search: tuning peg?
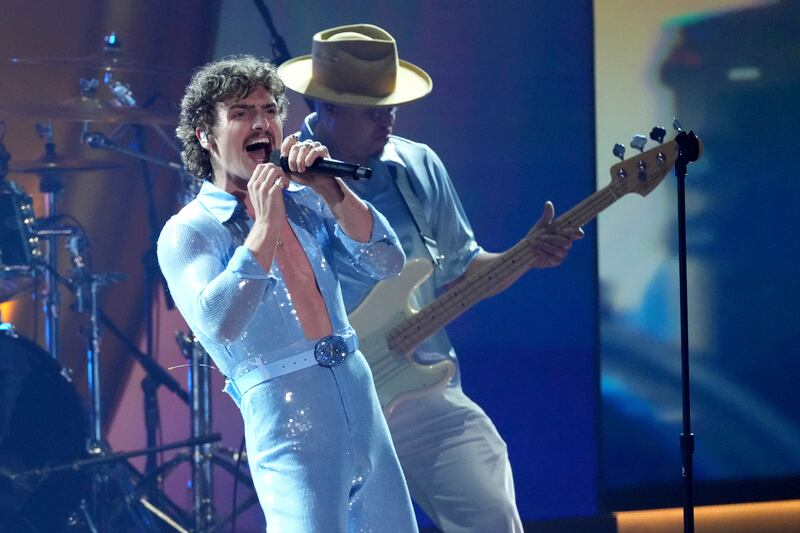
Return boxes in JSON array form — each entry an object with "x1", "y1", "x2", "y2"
[
  {"x1": 613, "y1": 143, "x2": 626, "y2": 161},
  {"x1": 630, "y1": 135, "x2": 647, "y2": 152},
  {"x1": 673, "y1": 117, "x2": 684, "y2": 132},
  {"x1": 649, "y1": 126, "x2": 667, "y2": 144}
]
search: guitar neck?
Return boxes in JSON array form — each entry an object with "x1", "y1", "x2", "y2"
[{"x1": 388, "y1": 184, "x2": 620, "y2": 354}]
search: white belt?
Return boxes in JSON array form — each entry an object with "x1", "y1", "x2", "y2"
[{"x1": 225, "y1": 332, "x2": 358, "y2": 399}]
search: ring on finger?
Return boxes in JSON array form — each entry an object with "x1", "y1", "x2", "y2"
[{"x1": 275, "y1": 178, "x2": 286, "y2": 189}]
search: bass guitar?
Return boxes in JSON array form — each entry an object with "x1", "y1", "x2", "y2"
[{"x1": 349, "y1": 127, "x2": 702, "y2": 416}]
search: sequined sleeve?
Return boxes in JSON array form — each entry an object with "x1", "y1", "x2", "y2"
[
  {"x1": 157, "y1": 218, "x2": 276, "y2": 344},
  {"x1": 327, "y1": 201, "x2": 405, "y2": 280}
]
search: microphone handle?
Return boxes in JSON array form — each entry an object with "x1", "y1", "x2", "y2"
[{"x1": 270, "y1": 150, "x2": 372, "y2": 180}]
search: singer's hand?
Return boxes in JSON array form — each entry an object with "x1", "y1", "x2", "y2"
[
  {"x1": 247, "y1": 162, "x2": 287, "y2": 225},
  {"x1": 281, "y1": 135, "x2": 345, "y2": 205},
  {"x1": 525, "y1": 201, "x2": 584, "y2": 269}
]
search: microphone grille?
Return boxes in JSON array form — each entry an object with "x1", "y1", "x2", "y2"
[{"x1": 268, "y1": 149, "x2": 282, "y2": 166}]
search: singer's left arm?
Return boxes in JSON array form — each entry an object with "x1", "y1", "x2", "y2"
[{"x1": 313, "y1": 179, "x2": 372, "y2": 242}]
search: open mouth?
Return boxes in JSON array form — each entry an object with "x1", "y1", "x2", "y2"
[{"x1": 244, "y1": 137, "x2": 272, "y2": 163}]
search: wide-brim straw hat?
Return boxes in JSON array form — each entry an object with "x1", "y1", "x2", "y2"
[{"x1": 277, "y1": 24, "x2": 432, "y2": 107}]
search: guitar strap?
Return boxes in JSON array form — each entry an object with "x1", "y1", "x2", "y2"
[{"x1": 388, "y1": 164, "x2": 443, "y2": 269}]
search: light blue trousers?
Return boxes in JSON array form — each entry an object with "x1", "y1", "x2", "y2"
[{"x1": 226, "y1": 351, "x2": 418, "y2": 533}]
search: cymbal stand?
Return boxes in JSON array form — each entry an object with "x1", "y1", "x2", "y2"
[
  {"x1": 184, "y1": 331, "x2": 216, "y2": 530},
  {"x1": 65, "y1": 225, "x2": 129, "y2": 528},
  {"x1": 34, "y1": 121, "x2": 63, "y2": 360}
]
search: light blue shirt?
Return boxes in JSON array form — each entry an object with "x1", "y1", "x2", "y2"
[
  {"x1": 157, "y1": 180, "x2": 405, "y2": 378},
  {"x1": 300, "y1": 113, "x2": 482, "y2": 373}
]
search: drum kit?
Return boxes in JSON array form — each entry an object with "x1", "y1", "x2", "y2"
[{"x1": 1, "y1": 34, "x2": 254, "y2": 532}]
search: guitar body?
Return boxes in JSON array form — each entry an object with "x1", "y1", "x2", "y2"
[{"x1": 349, "y1": 259, "x2": 456, "y2": 417}]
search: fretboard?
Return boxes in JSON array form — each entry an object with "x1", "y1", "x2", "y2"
[{"x1": 387, "y1": 184, "x2": 621, "y2": 354}]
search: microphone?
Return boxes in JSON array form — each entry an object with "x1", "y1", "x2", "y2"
[{"x1": 269, "y1": 150, "x2": 372, "y2": 180}]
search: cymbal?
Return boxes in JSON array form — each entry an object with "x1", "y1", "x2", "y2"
[
  {"x1": 10, "y1": 50, "x2": 186, "y2": 76},
  {"x1": 0, "y1": 96, "x2": 176, "y2": 125},
  {"x1": 8, "y1": 153, "x2": 123, "y2": 174}
]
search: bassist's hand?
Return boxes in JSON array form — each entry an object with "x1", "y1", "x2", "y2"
[{"x1": 526, "y1": 201, "x2": 584, "y2": 269}]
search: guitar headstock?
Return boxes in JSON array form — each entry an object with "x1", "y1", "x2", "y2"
[{"x1": 609, "y1": 125, "x2": 703, "y2": 197}]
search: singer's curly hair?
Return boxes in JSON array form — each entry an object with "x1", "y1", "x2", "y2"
[{"x1": 176, "y1": 55, "x2": 289, "y2": 180}]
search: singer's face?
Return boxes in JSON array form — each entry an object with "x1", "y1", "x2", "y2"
[
  {"x1": 208, "y1": 86, "x2": 283, "y2": 192},
  {"x1": 329, "y1": 105, "x2": 396, "y2": 162}
]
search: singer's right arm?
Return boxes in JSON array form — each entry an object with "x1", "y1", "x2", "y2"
[
  {"x1": 242, "y1": 162, "x2": 286, "y2": 271},
  {"x1": 157, "y1": 216, "x2": 277, "y2": 345}
]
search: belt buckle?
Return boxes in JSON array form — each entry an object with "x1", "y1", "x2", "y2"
[{"x1": 314, "y1": 335, "x2": 349, "y2": 368}]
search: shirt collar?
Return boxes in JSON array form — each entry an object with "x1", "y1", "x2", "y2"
[
  {"x1": 378, "y1": 140, "x2": 405, "y2": 167},
  {"x1": 196, "y1": 180, "x2": 240, "y2": 223}
]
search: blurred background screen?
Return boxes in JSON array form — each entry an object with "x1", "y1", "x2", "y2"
[{"x1": 595, "y1": 0, "x2": 800, "y2": 510}]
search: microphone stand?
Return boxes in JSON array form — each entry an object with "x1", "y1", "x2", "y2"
[
  {"x1": 672, "y1": 124, "x2": 702, "y2": 533},
  {"x1": 95, "y1": 308, "x2": 189, "y2": 403},
  {"x1": 250, "y1": 0, "x2": 292, "y2": 66},
  {"x1": 250, "y1": 0, "x2": 318, "y2": 112}
]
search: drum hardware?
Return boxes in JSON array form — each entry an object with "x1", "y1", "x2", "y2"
[
  {"x1": 0, "y1": 94, "x2": 178, "y2": 126},
  {"x1": 1, "y1": 118, "x2": 203, "y2": 531},
  {"x1": 8, "y1": 153, "x2": 124, "y2": 174},
  {"x1": 82, "y1": 129, "x2": 183, "y2": 171},
  {"x1": 65, "y1": 233, "x2": 117, "y2": 450},
  {"x1": 32, "y1": 122, "x2": 66, "y2": 361},
  {"x1": 48, "y1": 221, "x2": 128, "y2": 530},
  {"x1": 42, "y1": 225, "x2": 198, "y2": 532},
  {"x1": 0, "y1": 332, "x2": 89, "y2": 532},
  {"x1": 2, "y1": 35, "x2": 232, "y2": 528},
  {"x1": 1, "y1": 176, "x2": 41, "y2": 278},
  {"x1": 77, "y1": 83, "x2": 211, "y2": 527},
  {"x1": 1, "y1": 72, "x2": 176, "y2": 131},
  {"x1": 5, "y1": 433, "x2": 221, "y2": 533},
  {"x1": 130, "y1": 331, "x2": 259, "y2": 533},
  {"x1": 10, "y1": 31, "x2": 188, "y2": 77},
  {"x1": 4, "y1": 33, "x2": 181, "y2": 128},
  {"x1": 1, "y1": 122, "x2": 41, "y2": 301},
  {"x1": 83, "y1": 128, "x2": 200, "y2": 206},
  {"x1": 187, "y1": 335, "x2": 216, "y2": 531}
]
